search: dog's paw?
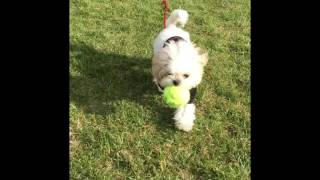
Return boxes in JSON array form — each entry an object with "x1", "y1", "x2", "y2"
[{"x1": 175, "y1": 118, "x2": 194, "y2": 132}]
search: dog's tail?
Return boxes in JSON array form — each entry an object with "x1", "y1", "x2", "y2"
[{"x1": 166, "y1": 9, "x2": 189, "y2": 28}]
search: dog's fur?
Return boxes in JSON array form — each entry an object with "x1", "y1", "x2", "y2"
[{"x1": 152, "y1": 9, "x2": 208, "y2": 132}]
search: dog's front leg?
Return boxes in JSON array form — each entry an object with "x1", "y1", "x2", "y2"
[
  {"x1": 173, "y1": 103, "x2": 196, "y2": 132},
  {"x1": 153, "y1": 79, "x2": 164, "y2": 92}
]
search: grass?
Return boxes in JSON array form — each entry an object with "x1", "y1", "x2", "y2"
[{"x1": 70, "y1": 0, "x2": 250, "y2": 179}]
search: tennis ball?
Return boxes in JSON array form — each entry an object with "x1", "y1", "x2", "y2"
[{"x1": 163, "y1": 86, "x2": 190, "y2": 108}]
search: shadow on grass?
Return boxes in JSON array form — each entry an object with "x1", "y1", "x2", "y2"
[{"x1": 70, "y1": 42, "x2": 175, "y2": 130}]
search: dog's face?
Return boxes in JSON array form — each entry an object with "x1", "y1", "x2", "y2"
[{"x1": 152, "y1": 41, "x2": 208, "y2": 90}]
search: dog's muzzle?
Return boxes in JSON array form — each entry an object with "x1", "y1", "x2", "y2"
[{"x1": 158, "y1": 82, "x2": 197, "y2": 104}]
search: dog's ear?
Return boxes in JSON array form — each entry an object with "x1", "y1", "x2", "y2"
[
  {"x1": 193, "y1": 44, "x2": 208, "y2": 66},
  {"x1": 152, "y1": 52, "x2": 171, "y2": 82},
  {"x1": 199, "y1": 52, "x2": 208, "y2": 66}
]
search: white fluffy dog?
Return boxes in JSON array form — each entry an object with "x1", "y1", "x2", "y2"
[{"x1": 152, "y1": 9, "x2": 208, "y2": 132}]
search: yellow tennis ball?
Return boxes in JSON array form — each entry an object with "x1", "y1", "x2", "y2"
[{"x1": 163, "y1": 86, "x2": 190, "y2": 108}]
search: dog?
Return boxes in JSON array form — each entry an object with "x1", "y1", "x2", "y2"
[{"x1": 152, "y1": 9, "x2": 208, "y2": 132}]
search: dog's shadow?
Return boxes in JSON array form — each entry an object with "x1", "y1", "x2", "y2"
[{"x1": 70, "y1": 42, "x2": 175, "y2": 130}]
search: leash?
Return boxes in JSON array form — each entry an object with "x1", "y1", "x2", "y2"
[{"x1": 162, "y1": 0, "x2": 169, "y2": 28}]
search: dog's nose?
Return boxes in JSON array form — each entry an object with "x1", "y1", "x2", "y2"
[{"x1": 173, "y1": 80, "x2": 181, "y2": 86}]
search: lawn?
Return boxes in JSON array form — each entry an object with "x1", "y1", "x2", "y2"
[{"x1": 70, "y1": 0, "x2": 250, "y2": 179}]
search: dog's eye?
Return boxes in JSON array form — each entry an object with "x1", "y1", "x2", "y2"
[
  {"x1": 167, "y1": 73, "x2": 173, "y2": 76},
  {"x1": 183, "y1": 74, "x2": 189, "y2": 78}
]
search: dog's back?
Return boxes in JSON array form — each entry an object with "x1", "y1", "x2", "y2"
[{"x1": 153, "y1": 9, "x2": 191, "y2": 54}]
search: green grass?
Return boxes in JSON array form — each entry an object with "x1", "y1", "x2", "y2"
[{"x1": 70, "y1": 0, "x2": 250, "y2": 179}]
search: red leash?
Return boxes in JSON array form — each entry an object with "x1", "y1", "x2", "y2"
[{"x1": 162, "y1": 0, "x2": 169, "y2": 28}]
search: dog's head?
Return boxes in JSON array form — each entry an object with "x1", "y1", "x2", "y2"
[{"x1": 152, "y1": 41, "x2": 208, "y2": 90}]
